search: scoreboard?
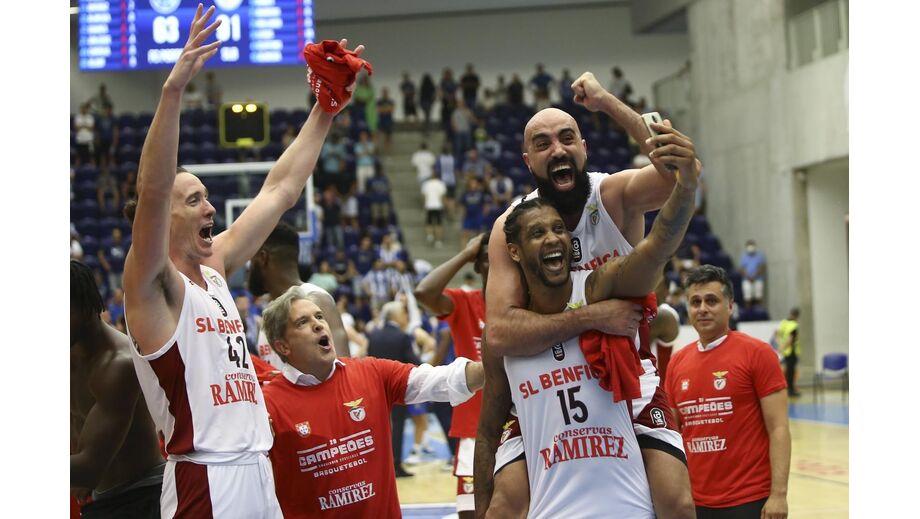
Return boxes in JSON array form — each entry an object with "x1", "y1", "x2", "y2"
[{"x1": 78, "y1": 0, "x2": 315, "y2": 71}]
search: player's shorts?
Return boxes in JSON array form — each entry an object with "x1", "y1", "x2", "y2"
[
  {"x1": 454, "y1": 437, "x2": 476, "y2": 512},
  {"x1": 81, "y1": 462, "x2": 164, "y2": 519},
  {"x1": 426, "y1": 209, "x2": 443, "y2": 226},
  {"x1": 407, "y1": 402, "x2": 429, "y2": 417},
  {"x1": 493, "y1": 412, "x2": 525, "y2": 476},
  {"x1": 161, "y1": 454, "x2": 282, "y2": 518},
  {"x1": 630, "y1": 358, "x2": 686, "y2": 465}
]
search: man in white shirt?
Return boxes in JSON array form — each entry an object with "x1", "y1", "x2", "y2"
[
  {"x1": 411, "y1": 141, "x2": 436, "y2": 185},
  {"x1": 421, "y1": 172, "x2": 448, "y2": 247}
]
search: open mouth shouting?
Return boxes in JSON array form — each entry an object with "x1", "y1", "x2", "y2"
[
  {"x1": 548, "y1": 158, "x2": 577, "y2": 191},
  {"x1": 541, "y1": 248, "x2": 567, "y2": 275},
  {"x1": 199, "y1": 222, "x2": 214, "y2": 245},
  {"x1": 317, "y1": 334, "x2": 333, "y2": 352}
]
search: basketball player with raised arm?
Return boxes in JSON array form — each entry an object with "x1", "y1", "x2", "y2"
[
  {"x1": 122, "y1": 5, "x2": 365, "y2": 516},
  {"x1": 496, "y1": 140, "x2": 698, "y2": 517},
  {"x1": 476, "y1": 72, "x2": 696, "y2": 518}
]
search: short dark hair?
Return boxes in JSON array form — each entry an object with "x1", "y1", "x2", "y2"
[
  {"x1": 684, "y1": 264, "x2": 734, "y2": 301},
  {"x1": 262, "y1": 221, "x2": 300, "y2": 263},
  {"x1": 71, "y1": 260, "x2": 104, "y2": 318},
  {"x1": 504, "y1": 198, "x2": 553, "y2": 246}
]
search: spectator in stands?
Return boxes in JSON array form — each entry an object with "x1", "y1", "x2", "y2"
[
  {"x1": 421, "y1": 171, "x2": 447, "y2": 247},
  {"x1": 183, "y1": 82, "x2": 205, "y2": 110},
  {"x1": 507, "y1": 74, "x2": 525, "y2": 106},
  {"x1": 451, "y1": 98, "x2": 475, "y2": 158},
  {"x1": 355, "y1": 130, "x2": 376, "y2": 194},
  {"x1": 440, "y1": 68, "x2": 458, "y2": 137},
  {"x1": 337, "y1": 294, "x2": 370, "y2": 357},
  {"x1": 331, "y1": 248, "x2": 358, "y2": 287},
  {"x1": 319, "y1": 186, "x2": 344, "y2": 249},
  {"x1": 377, "y1": 87, "x2": 395, "y2": 153},
  {"x1": 493, "y1": 75, "x2": 508, "y2": 105},
  {"x1": 475, "y1": 127, "x2": 502, "y2": 163},
  {"x1": 307, "y1": 260, "x2": 340, "y2": 295},
  {"x1": 355, "y1": 236, "x2": 378, "y2": 275},
  {"x1": 107, "y1": 287, "x2": 125, "y2": 326},
  {"x1": 400, "y1": 72, "x2": 418, "y2": 122},
  {"x1": 436, "y1": 144, "x2": 458, "y2": 218},
  {"x1": 460, "y1": 64, "x2": 481, "y2": 109},
  {"x1": 120, "y1": 168, "x2": 138, "y2": 204},
  {"x1": 667, "y1": 287, "x2": 690, "y2": 325},
  {"x1": 740, "y1": 239, "x2": 767, "y2": 308},
  {"x1": 379, "y1": 233, "x2": 404, "y2": 269},
  {"x1": 459, "y1": 176, "x2": 490, "y2": 249},
  {"x1": 488, "y1": 169, "x2": 513, "y2": 209},
  {"x1": 98, "y1": 227, "x2": 128, "y2": 290},
  {"x1": 74, "y1": 103, "x2": 95, "y2": 166},
  {"x1": 351, "y1": 74, "x2": 377, "y2": 132},
  {"x1": 461, "y1": 147, "x2": 492, "y2": 184},
  {"x1": 411, "y1": 141, "x2": 436, "y2": 185},
  {"x1": 392, "y1": 260, "x2": 416, "y2": 294},
  {"x1": 341, "y1": 192, "x2": 359, "y2": 228},
  {"x1": 89, "y1": 83, "x2": 113, "y2": 114},
  {"x1": 420, "y1": 73, "x2": 437, "y2": 134},
  {"x1": 367, "y1": 168, "x2": 392, "y2": 227},
  {"x1": 96, "y1": 169, "x2": 120, "y2": 216},
  {"x1": 608, "y1": 67, "x2": 633, "y2": 105},
  {"x1": 320, "y1": 131, "x2": 348, "y2": 190},
  {"x1": 363, "y1": 258, "x2": 394, "y2": 309},
  {"x1": 205, "y1": 71, "x2": 222, "y2": 108},
  {"x1": 94, "y1": 105, "x2": 118, "y2": 175},
  {"x1": 558, "y1": 69, "x2": 575, "y2": 107},
  {"x1": 529, "y1": 63, "x2": 554, "y2": 110}
]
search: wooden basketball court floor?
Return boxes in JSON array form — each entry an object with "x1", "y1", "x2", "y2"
[{"x1": 397, "y1": 391, "x2": 849, "y2": 518}]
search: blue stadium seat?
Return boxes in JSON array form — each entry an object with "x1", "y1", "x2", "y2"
[
  {"x1": 178, "y1": 142, "x2": 201, "y2": 165},
  {"x1": 136, "y1": 112, "x2": 154, "y2": 127},
  {"x1": 197, "y1": 125, "x2": 218, "y2": 146},
  {"x1": 80, "y1": 235, "x2": 100, "y2": 258},
  {"x1": 116, "y1": 145, "x2": 141, "y2": 164},
  {"x1": 698, "y1": 233, "x2": 722, "y2": 254},
  {"x1": 290, "y1": 108, "x2": 308, "y2": 127},
  {"x1": 688, "y1": 215, "x2": 710, "y2": 236},
  {"x1": 180, "y1": 125, "x2": 200, "y2": 146},
  {"x1": 117, "y1": 113, "x2": 138, "y2": 131},
  {"x1": 76, "y1": 217, "x2": 100, "y2": 238},
  {"x1": 75, "y1": 164, "x2": 98, "y2": 183},
  {"x1": 270, "y1": 108, "x2": 291, "y2": 126}
]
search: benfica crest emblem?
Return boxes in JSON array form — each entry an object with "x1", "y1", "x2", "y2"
[
  {"x1": 586, "y1": 203, "x2": 599, "y2": 225},
  {"x1": 713, "y1": 371, "x2": 729, "y2": 390},
  {"x1": 500, "y1": 420, "x2": 516, "y2": 444},
  {"x1": 295, "y1": 421, "x2": 311, "y2": 437},
  {"x1": 344, "y1": 398, "x2": 367, "y2": 422},
  {"x1": 462, "y1": 477, "x2": 474, "y2": 494}
]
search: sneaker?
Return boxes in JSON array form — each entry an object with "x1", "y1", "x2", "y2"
[
  {"x1": 441, "y1": 458, "x2": 455, "y2": 472},
  {"x1": 395, "y1": 465, "x2": 415, "y2": 478},
  {"x1": 421, "y1": 445, "x2": 435, "y2": 455},
  {"x1": 404, "y1": 450, "x2": 422, "y2": 465},
  {"x1": 435, "y1": 240, "x2": 443, "y2": 248}
]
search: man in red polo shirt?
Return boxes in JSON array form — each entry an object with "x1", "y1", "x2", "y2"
[
  {"x1": 260, "y1": 287, "x2": 485, "y2": 518},
  {"x1": 665, "y1": 265, "x2": 790, "y2": 519},
  {"x1": 414, "y1": 233, "x2": 489, "y2": 518}
]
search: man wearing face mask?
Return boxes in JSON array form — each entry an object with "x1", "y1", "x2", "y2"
[{"x1": 739, "y1": 240, "x2": 767, "y2": 308}]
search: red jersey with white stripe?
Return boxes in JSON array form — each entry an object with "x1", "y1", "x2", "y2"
[
  {"x1": 439, "y1": 288, "x2": 484, "y2": 438},
  {"x1": 665, "y1": 331, "x2": 787, "y2": 507},
  {"x1": 129, "y1": 266, "x2": 273, "y2": 461},
  {"x1": 263, "y1": 358, "x2": 412, "y2": 518},
  {"x1": 504, "y1": 272, "x2": 654, "y2": 519}
]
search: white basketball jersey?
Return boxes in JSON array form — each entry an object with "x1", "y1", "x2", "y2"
[
  {"x1": 256, "y1": 282, "x2": 331, "y2": 368},
  {"x1": 522, "y1": 172, "x2": 634, "y2": 271},
  {"x1": 129, "y1": 266, "x2": 273, "y2": 463},
  {"x1": 504, "y1": 272, "x2": 654, "y2": 518}
]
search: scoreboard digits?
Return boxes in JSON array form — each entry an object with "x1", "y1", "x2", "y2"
[{"x1": 78, "y1": 0, "x2": 316, "y2": 71}]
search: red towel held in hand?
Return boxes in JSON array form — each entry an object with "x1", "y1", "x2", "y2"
[
  {"x1": 579, "y1": 293, "x2": 658, "y2": 403},
  {"x1": 303, "y1": 40, "x2": 373, "y2": 113}
]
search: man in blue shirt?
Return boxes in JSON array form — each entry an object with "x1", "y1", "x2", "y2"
[{"x1": 739, "y1": 239, "x2": 767, "y2": 307}]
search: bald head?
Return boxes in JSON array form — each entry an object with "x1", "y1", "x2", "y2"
[{"x1": 523, "y1": 108, "x2": 581, "y2": 151}]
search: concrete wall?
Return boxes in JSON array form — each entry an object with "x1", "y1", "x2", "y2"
[
  {"x1": 71, "y1": 4, "x2": 689, "y2": 114},
  {"x1": 686, "y1": 0, "x2": 848, "y2": 372}
]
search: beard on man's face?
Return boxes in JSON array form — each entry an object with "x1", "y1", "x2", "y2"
[{"x1": 533, "y1": 157, "x2": 591, "y2": 216}]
